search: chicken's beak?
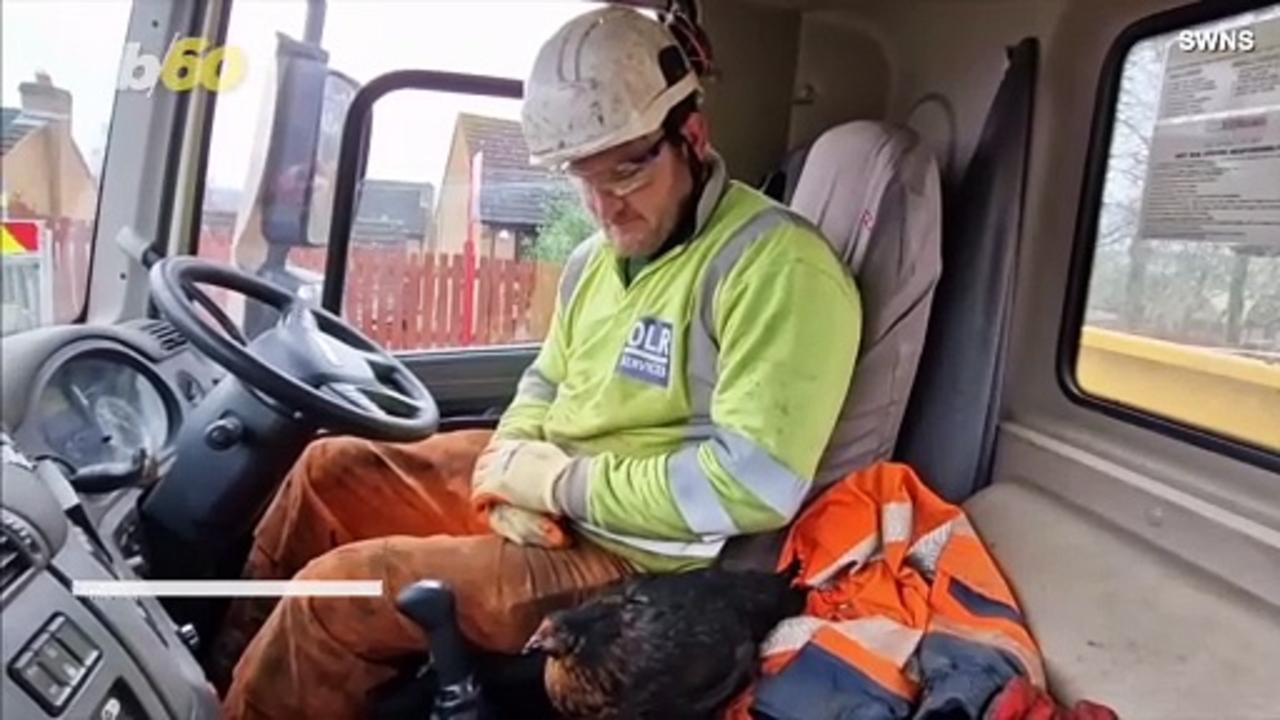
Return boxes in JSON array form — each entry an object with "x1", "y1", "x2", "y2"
[{"x1": 522, "y1": 618, "x2": 555, "y2": 655}]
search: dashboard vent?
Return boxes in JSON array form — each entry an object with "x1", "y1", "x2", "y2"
[
  {"x1": 139, "y1": 319, "x2": 188, "y2": 352},
  {"x1": 0, "y1": 531, "x2": 31, "y2": 593}
]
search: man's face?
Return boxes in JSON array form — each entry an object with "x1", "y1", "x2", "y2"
[{"x1": 566, "y1": 112, "x2": 709, "y2": 258}]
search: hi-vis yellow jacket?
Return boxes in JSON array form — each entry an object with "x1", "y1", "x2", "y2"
[{"x1": 496, "y1": 156, "x2": 862, "y2": 572}]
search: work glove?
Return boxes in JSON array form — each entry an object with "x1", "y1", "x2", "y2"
[
  {"x1": 471, "y1": 439, "x2": 573, "y2": 516},
  {"x1": 487, "y1": 504, "x2": 571, "y2": 549}
]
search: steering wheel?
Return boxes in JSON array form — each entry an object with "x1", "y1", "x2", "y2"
[{"x1": 149, "y1": 256, "x2": 439, "y2": 442}]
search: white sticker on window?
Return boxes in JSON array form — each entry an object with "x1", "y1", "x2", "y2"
[{"x1": 1137, "y1": 13, "x2": 1280, "y2": 245}]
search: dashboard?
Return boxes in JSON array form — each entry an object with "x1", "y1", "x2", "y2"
[
  {"x1": 2, "y1": 319, "x2": 224, "y2": 477},
  {"x1": 37, "y1": 355, "x2": 172, "y2": 470},
  {"x1": 1, "y1": 319, "x2": 226, "y2": 720}
]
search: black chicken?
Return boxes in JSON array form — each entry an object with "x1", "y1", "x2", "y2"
[{"x1": 523, "y1": 568, "x2": 805, "y2": 720}]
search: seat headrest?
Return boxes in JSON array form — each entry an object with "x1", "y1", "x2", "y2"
[{"x1": 790, "y1": 121, "x2": 936, "y2": 279}]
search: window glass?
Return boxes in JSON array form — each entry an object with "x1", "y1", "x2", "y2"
[
  {"x1": 1, "y1": 1, "x2": 133, "y2": 335},
  {"x1": 1078, "y1": 5, "x2": 1280, "y2": 452},
  {"x1": 344, "y1": 89, "x2": 591, "y2": 350},
  {"x1": 196, "y1": 1, "x2": 602, "y2": 347}
]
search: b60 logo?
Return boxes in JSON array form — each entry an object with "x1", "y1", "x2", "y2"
[{"x1": 118, "y1": 37, "x2": 247, "y2": 94}]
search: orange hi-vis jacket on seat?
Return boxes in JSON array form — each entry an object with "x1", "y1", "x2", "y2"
[{"x1": 729, "y1": 462, "x2": 1045, "y2": 719}]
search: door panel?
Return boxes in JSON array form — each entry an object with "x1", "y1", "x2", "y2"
[{"x1": 402, "y1": 345, "x2": 537, "y2": 427}]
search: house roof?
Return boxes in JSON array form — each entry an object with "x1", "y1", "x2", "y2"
[
  {"x1": 1, "y1": 107, "x2": 50, "y2": 155},
  {"x1": 2, "y1": 105, "x2": 96, "y2": 191},
  {"x1": 455, "y1": 113, "x2": 571, "y2": 227}
]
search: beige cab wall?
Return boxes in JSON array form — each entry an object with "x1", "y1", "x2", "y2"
[
  {"x1": 785, "y1": 0, "x2": 1063, "y2": 180},
  {"x1": 788, "y1": 12, "x2": 890, "y2": 151},
  {"x1": 701, "y1": 0, "x2": 803, "y2": 184}
]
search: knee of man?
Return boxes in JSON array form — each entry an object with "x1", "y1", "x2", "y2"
[
  {"x1": 291, "y1": 541, "x2": 429, "y2": 652},
  {"x1": 294, "y1": 539, "x2": 385, "y2": 584},
  {"x1": 289, "y1": 436, "x2": 381, "y2": 497},
  {"x1": 295, "y1": 542, "x2": 392, "y2": 622}
]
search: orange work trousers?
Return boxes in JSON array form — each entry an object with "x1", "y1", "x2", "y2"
[{"x1": 218, "y1": 429, "x2": 636, "y2": 719}]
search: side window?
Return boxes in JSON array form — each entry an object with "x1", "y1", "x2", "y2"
[
  {"x1": 1073, "y1": 5, "x2": 1280, "y2": 454},
  {"x1": 1, "y1": 2, "x2": 133, "y2": 335},
  {"x1": 196, "y1": 1, "x2": 601, "y2": 349}
]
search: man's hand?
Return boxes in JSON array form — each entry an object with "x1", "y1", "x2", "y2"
[
  {"x1": 487, "y1": 504, "x2": 571, "y2": 548},
  {"x1": 472, "y1": 439, "x2": 573, "y2": 516}
]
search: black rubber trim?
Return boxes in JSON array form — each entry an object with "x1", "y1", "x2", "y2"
[
  {"x1": 149, "y1": 4, "x2": 206, "y2": 274},
  {"x1": 182, "y1": 0, "x2": 235, "y2": 259},
  {"x1": 321, "y1": 70, "x2": 523, "y2": 312},
  {"x1": 1058, "y1": 0, "x2": 1279, "y2": 473}
]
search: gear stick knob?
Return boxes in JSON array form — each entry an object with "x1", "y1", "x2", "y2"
[
  {"x1": 397, "y1": 580, "x2": 455, "y2": 629},
  {"x1": 395, "y1": 580, "x2": 487, "y2": 720}
]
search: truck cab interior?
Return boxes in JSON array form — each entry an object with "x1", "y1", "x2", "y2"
[{"x1": 1, "y1": 1, "x2": 1278, "y2": 718}]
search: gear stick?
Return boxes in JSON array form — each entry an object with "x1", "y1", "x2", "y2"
[{"x1": 395, "y1": 580, "x2": 490, "y2": 720}]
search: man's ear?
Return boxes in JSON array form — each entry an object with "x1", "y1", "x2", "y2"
[{"x1": 680, "y1": 110, "x2": 711, "y2": 161}]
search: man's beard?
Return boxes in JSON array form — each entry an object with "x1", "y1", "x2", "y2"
[{"x1": 627, "y1": 147, "x2": 704, "y2": 260}]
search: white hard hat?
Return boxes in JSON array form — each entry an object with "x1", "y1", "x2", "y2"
[{"x1": 521, "y1": 6, "x2": 702, "y2": 167}]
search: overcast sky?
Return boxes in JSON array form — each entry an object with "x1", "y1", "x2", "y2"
[{"x1": 3, "y1": 1, "x2": 603, "y2": 196}]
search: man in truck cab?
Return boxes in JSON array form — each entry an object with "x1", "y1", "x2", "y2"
[{"x1": 218, "y1": 6, "x2": 863, "y2": 717}]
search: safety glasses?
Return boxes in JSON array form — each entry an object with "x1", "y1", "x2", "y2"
[{"x1": 565, "y1": 135, "x2": 668, "y2": 199}]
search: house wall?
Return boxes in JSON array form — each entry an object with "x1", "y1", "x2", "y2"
[
  {"x1": 433, "y1": 130, "x2": 473, "y2": 255},
  {"x1": 1, "y1": 124, "x2": 97, "y2": 220}
]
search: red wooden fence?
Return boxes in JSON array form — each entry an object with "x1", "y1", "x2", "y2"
[
  {"x1": 195, "y1": 233, "x2": 551, "y2": 350},
  {"x1": 27, "y1": 222, "x2": 558, "y2": 350}
]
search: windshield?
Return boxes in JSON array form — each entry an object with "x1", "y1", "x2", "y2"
[
  {"x1": 195, "y1": 1, "x2": 607, "y2": 346},
  {"x1": 0, "y1": 1, "x2": 133, "y2": 336}
]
